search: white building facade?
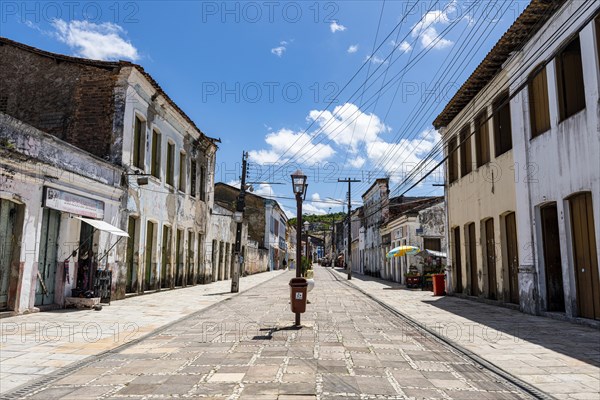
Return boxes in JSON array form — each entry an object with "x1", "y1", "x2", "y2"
[
  {"x1": 435, "y1": 0, "x2": 600, "y2": 320},
  {"x1": 507, "y1": 3, "x2": 600, "y2": 319},
  {"x1": 1, "y1": 113, "x2": 124, "y2": 313}
]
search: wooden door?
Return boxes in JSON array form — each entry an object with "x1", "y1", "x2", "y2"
[
  {"x1": 125, "y1": 216, "x2": 137, "y2": 293},
  {"x1": 144, "y1": 221, "x2": 154, "y2": 291},
  {"x1": 187, "y1": 231, "x2": 195, "y2": 286},
  {"x1": 453, "y1": 228, "x2": 463, "y2": 293},
  {"x1": 569, "y1": 193, "x2": 600, "y2": 319},
  {"x1": 505, "y1": 213, "x2": 519, "y2": 304},
  {"x1": 0, "y1": 200, "x2": 18, "y2": 309},
  {"x1": 35, "y1": 209, "x2": 60, "y2": 306},
  {"x1": 485, "y1": 219, "x2": 498, "y2": 300},
  {"x1": 176, "y1": 230, "x2": 183, "y2": 286},
  {"x1": 161, "y1": 226, "x2": 171, "y2": 289},
  {"x1": 467, "y1": 223, "x2": 478, "y2": 295},
  {"x1": 541, "y1": 204, "x2": 565, "y2": 312}
]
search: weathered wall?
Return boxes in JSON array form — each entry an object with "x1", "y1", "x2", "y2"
[
  {"x1": 444, "y1": 71, "x2": 517, "y2": 302},
  {"x1": 214, "y1": 183, "x2": 266, "y2": 246},
  {"x1": 507, "y1": 4, "x2": 600, "y2": 317},
  {"x1": 120, "y1": 70, "x2": 216, "y2": 294},
  {"x1": 0, "y1": 39, "x2": 122, "y2": 161},
  {"x1": 0, "y1": 113, "x2": 123, "y2": 313},
  {"x1": 418, "y1": 202, "x2": 447, "y2": 252},
  {"x1": 362, "y1": 179, "x2": 389, "y2": 276}
]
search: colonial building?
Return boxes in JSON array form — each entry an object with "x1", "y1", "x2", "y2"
[
  {"x1": 1, "y1": 113, "x2": 124, "y2": 313},
  {"x1": 265, "y1": 199, "x2": 289, "y2": 271},
  {"x1": 0, "y1": 37, "x2": 218, "y2": 312},
  {"x1": 214, "y1": 183, "x2": 288, "y2": 274},
  {"x1": 435, "y1": 0, "x2": 600, "y2": 320},
  {"x1": 380, "y1": 198, "x2": 446, "y2": 284},
  {"x1": 362, "y1": 178, "x2": 390, "y2": 276},
  {"x1": 350, "y1": 207, "x2": 363, "y2": 275}
]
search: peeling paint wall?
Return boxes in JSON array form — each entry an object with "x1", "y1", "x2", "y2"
[
  {"x1": 120, "y1": 69, "x2": 217, "y2": 294},
  {"x1": 444, "y1": 70, "x2": 517, "y2": 302},
  {"x1": 507, "y1": 4, "x2": 600, "y2": 317},
  {"x1": 0, "y1": 113, "x2": 123, "y2": 313},
  {"x1": 362, "y1": 179, "x2": 389, "y2": 276}
]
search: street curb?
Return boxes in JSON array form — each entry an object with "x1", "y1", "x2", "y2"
[
  {"x1": 0, "y1": 270, "x2": 288, "y2": 400},
  {"x1": 327, "y1": 267, "x2": 556, "y2": 400}
]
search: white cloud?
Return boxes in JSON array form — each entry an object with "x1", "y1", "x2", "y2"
[
  {"x1": 308, "y1": 103, "x2": 390, "y2": 153},
  {"x1": 364, "y1": 54, "x2": 387, "y2": 65},
  {"x1": 311, "y1": 193, "x2": 322, "y2": 202},
  {"x1": 365, "y1": 128, "x2": 441, "y2": 184},
  {"x1": 303, "y1": 203, "x2": 328, "y2": 216},
  {"x1": 347, "y1": 44, "x2": 359, "y2": 54},
  {"x1": 411, "y1": 2, "x2": 455, "y2": 50},
  {"x1": 271, "y1": 46, "x2": 286, "y2": 57},
  {"x1": 349, "y1": 156, "x2": 366, "y2": 168},
  {"x1": 271, "y1": 40, "x2": 291, "y2": 57},
  {"x1": 330, "y1": 21, "x2": 347, "y2": 33},
  {"x1": 51, "y1": 19, "x2": 139, "y2": 61},
  {"x1": 248, "y1": 128, "x2": 336, "y2": 165},
  {"x1": 253, "y1": 183, "x2": 275, "y2": 196},
  {"x1": 391, "y1": 40, "x2": 412, "y2": 53}
]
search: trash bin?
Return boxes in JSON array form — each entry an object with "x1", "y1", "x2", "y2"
[
  {"x1": 289, "y1": 278, "x2": 308, "y2": 313},
  {"x1": 432, "y1": 273, "x2": 445, "y2": 296}
]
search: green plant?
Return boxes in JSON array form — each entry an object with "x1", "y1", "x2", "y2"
[{"x1": 301, "y1": 256, "x2": 311, "y2": 276}]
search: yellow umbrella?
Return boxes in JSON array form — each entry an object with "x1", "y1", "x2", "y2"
[{"x1": 386, "y1": 245, "x2": 420, "y2": 258}]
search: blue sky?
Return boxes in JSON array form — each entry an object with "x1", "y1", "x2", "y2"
[{"x1": 1, "y1": 0, "x2": 523, "y2": 216}]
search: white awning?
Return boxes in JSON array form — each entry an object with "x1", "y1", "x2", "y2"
[
  {"x1": 416, "y1": 249, "x2": 447, "y2": 258},
  {"x1": 75, "y1": 217, "x2": 129, "y2": 237}
]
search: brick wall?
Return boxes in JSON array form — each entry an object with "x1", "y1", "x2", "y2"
[{"x1": 0, "y1": 41, "x2": 122, "y2": 160}]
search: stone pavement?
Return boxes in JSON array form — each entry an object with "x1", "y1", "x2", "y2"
[
  {"x1": 3, "y1": 267, "x2": 542, "y2": 399},
  {"x1": 330, "y1": 267, "x2": 600, "y2": 400},
  {"x1": 0, "y1": 270, "x2": 286, "y2": 394}
]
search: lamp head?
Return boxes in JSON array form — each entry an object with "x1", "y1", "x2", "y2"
[{"x1": 290, "y1": 169, "x2": 307, "y2": 196}]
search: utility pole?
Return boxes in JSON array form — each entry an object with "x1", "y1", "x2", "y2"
[
  {"x1": 231, "y1": 151, "x2": 248, "y2": 293},
  {"x1": 338, "y1": 178, "x2": 361, "y2": 280}
]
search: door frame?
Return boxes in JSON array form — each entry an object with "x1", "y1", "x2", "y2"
[
  {"x1": 0, "y1": 198, "x2": 25, "y2": 311},
  {"x1": 502, "y1": 212, "x2": 519, "y2": 304},
  {"x1": 565, "y1": 192, "x2": 600, "y2": 320},
  {"x1": 538, "y1": 202, "x2": 566, "y2": 313},
  {"x1": 35, "y1": 208, "x2": 61, "y2": 306},
  {"x1": 483, "y1": 217, "x2": 498, "y2": 300}
]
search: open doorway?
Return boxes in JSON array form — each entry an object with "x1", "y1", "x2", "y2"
[
  {"x1": 540, "y1": 203, "x2": 565, "y2": 312},
  {"x1": 0, "y1": 199, "x2": 24, "y2": 311}
]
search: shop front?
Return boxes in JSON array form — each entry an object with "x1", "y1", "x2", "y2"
[{"x1": 35, "y1": 187, "x2": 128, "y2": 308}]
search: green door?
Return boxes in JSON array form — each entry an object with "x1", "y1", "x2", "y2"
[
  {"x1": 35, "y1": 209, "x2": 61, "y2": 306},
  {"x1": 0, "y1": 200, "x2": 18, "y2": 310}
]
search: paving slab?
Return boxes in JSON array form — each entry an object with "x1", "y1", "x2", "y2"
[
  {"x1": 2, "y1": 267, "x2": 543, "y2": 399},
  {"x1": 331, "y1": 267, "x2": 600, "y2": 400},
  {"x1": 0, "y1": 270, "x2": 286, "y2": 394}
]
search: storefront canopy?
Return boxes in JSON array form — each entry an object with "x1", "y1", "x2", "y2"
[
  {"x1": 415, "y1": 249, "x2": 447, "y2": 258},
  {"x1": 75, "y1": 217, "x2": 129, "y2": 237}
]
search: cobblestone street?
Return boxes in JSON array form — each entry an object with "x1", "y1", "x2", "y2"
[{"x1": 1, "y1": 267, "x2": 557, "y2": 400}]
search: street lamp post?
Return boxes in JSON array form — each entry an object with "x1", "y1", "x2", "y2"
[
  {"x1": 304, "y1": 221, "x2": 310, "y2": 267},
  {"x1": 291, "y1": 170, "x2": 307, "y2": 327}
]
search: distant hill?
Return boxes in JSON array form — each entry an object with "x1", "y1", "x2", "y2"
[{"x1": 288, "y1": 212, "x2": 346, "y2": 231}]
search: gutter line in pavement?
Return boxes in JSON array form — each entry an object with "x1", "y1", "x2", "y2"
[{"x1": 326, "y1": 267, "x2": 556, "y2": 400}]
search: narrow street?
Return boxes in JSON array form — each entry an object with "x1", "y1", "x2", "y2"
[{"x1": 3, "y1": 267, "x2": 546, "y2": 400}]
